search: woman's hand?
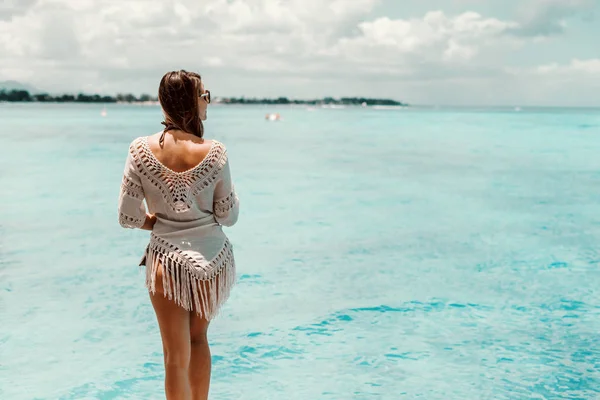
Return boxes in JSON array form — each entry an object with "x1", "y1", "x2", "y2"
[{"x1": 141, "y1": 214, "x2": 157, "y2": 231}]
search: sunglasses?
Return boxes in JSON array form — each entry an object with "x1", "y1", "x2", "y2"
[{"x1": 200, "y1": 90, "x2": 211, "y2": 104}]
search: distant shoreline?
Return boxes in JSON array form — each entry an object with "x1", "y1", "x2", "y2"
[{"x1": 0, "y1": 89, "x2": 407, "y2": 107}]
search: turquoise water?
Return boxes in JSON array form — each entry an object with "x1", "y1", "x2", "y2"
[{"x1": 1, "y1": 103, "x2": 600, "y2": 399}]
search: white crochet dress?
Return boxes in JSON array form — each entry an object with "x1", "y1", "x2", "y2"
[{"x1": 118, "y1": 136, "x2": 239, "y2": 320}]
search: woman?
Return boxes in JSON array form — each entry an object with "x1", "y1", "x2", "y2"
[{"x1": 117, "y1": 70, "x2": 239, "y2": 399}]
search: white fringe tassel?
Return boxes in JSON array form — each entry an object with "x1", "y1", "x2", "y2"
[{"x1": 142, "y1": 239, "x2": 236, "y2": 321}]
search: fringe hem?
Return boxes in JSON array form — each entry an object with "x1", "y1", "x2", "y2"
[{"x1": 141, "y1": 236, "x2": 236, "y2": 320}]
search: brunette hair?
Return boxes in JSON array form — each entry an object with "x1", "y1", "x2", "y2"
[{"x1": 158, "y1": 70, "x2": 204, "y2": 143}]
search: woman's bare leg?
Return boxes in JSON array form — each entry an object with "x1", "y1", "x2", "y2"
[
  {"x1": 150, "y1": 264, "x2": 192, "y2": 400},
  {"x1": 189, "y1": 280, "x2": 211, "y2": 399},
  {"x1": 189, "y1": 312, "x2": 211, "y2": 399}
]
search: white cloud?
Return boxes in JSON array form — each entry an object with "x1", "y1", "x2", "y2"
[
  {"x1": 0, "y1": 0, "x2": 37, "y2": 21},
  {"x1": 205, "y1": 57, "x2": 224, "y2": 67},
  {"x1": 511, "y1": 0, "x2": 595, "y2": 36},
  {"x1": 444, "y1": 40, "x2": 476, "y2": 61},
  {"x1": 333, "y1": 11, "x2": 518, "y2": 66},
  {"x1": 535, "y1": 58, "x2": 600, "y2": 74},
  {"x1": 0, "y1": 0, "x2": 597, "y2": 105},
  {"x1": 571, "y1": 58, "x2": 600, "y2": 73},
  {"x1": 482, "y1": 57, "x2": 600, "y2": 107},
  {"x1": 0, "y1": 0, "x2": 383, "y2": 88}
]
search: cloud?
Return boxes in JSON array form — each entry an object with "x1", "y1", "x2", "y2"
[
  {"x1": 0, "y1": 0, "x2": 37, "y2": 21},
  {"x1": 509, "y1": 0, "x2": 595, "y2": 37},
  {"x1": 0, "y1": 0, "x2": 384, "y2": 89},
  {"x1": 535, "y1": 58, "x2": 600, "y2": 74},
  {"x1": 323, "y1": 11, "x2": 521, "y2": 82},
  {"x1": 37, "y1": 4, "x2": 81, "y2": 59},
  {"x1": 494, "y1": 58, "x2": 600, "y2": 106},
  {"x1": 0, "y1": 0, "x2": 598, "y2": 105}
]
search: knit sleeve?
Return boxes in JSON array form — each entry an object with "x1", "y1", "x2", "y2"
[
  {"x1": 213, "y1": 155, "x2": 239, "y2": 227},
  {"x1": 118, "y1": 149, "x2": 147, "y2": 229}
]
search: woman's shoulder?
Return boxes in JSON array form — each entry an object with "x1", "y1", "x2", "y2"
[
  {"x1": 208, "y1": 138, "x2": 227, "y2": 153},
  {"x1": 127, "y1": 135, "x2": 149, "y2": 152},
  {"x1": 207, "y1": 139, "x2": 229, "y2": 167}
]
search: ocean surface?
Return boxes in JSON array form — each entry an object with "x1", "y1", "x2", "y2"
[{"x1": 1, "y1": 103, "x2": 600, "y2": 399}]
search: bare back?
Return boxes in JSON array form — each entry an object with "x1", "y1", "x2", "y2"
[{"x1": 147, "y1": 131, "x2": 213, "y2": 173}]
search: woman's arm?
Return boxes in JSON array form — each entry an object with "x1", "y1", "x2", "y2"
[
  {"x1": 213, "y1": 157, "x2": 239, "y2": 227},
  {"x1": 118, "y1": 150, "x2": 148, "y2": 229}
]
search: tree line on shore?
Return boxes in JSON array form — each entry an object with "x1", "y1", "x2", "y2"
[
  {"x1": 0, "y1": 89, "x2": 406, "y2": 106},
  {"x1": 220, "y1": 96, "x2": 406, "y2": 106},
  {"x1": 0, "y1": 89, "x2": 156, "y2": 103}
]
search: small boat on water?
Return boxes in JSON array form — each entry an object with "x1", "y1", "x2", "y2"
[{"x1": 265, "y1": 113, "x2": 281, "y2": 121}]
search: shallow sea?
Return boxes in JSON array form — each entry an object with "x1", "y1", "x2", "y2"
[{"x1": 1, "y1": 103, "x2": 600, "y2": 399}]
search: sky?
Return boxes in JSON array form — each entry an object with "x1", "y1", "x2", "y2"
[{"x1": 0, "y1": 0, "x2": 599, "y2": 106}]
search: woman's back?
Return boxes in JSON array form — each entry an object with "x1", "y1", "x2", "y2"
[
  {"x1": 119, "y1": 132, "x2": 238, "y2": 227},
  {"x1": 146, "y1": 132, "x2": 213, "y2": 173}
]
